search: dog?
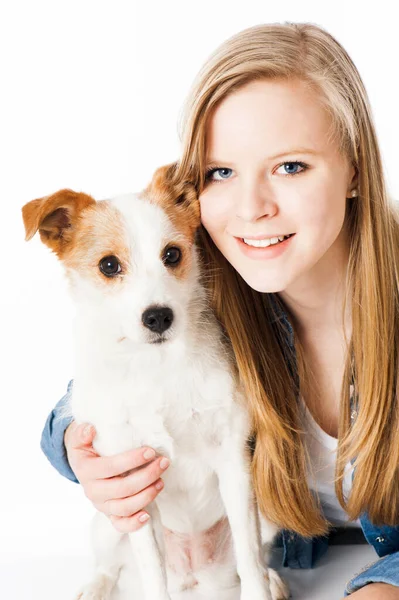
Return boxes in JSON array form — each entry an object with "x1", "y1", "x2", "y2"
[{"x1": 22, "y1": 164, "x2": 289, "y2": 600}]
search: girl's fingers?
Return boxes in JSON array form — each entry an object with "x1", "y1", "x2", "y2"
[
  {"x1": 104, "y1": 478, "x2": 164, "y2": 518},
  {"x1": 80, "y1": 446, "x2": 159, "y2": 481},
  {"x1": 90, "y1": 456, "x2": 169, "y2": 503},
  {"x1": 110, "y1": 511, "x2": 151, "y2": 533},
  {"x1": 68, "y1": 423, "x2": 97, "y2": 449}
]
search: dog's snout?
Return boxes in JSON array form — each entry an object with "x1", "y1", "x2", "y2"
[{"x1": 142, "y1": 306, "x2": 174, "y2": 334}]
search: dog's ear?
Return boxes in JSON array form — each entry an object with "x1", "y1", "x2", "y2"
[
  {"x1": 22, "y1": 189, "x2": 96, "y2": 257},
  {"x1": 146, "y1": 163, "x2": 201, "y2": 234},
  {"x1": 148, "y1": 163, "x2": 179, "y2": 197}
]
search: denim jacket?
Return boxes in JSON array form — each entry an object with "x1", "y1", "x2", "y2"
[{"x1": 40, "y1": 295, "x2": 399, "y2": 569}]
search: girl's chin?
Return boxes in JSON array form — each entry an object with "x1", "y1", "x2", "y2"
[{"x1": 235, "y1": 271, "x2": 290, "y2": 294}]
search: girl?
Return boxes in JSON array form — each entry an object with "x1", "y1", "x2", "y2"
[{"x1": 41, "y1": 23, "x2": 399, "y2": 598}]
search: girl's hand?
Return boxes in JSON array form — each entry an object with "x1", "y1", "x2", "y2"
[
  {"x1": 64, "y1": 421, "x2": 170, "y2": 533},
  {"x1": 342, "y1": 583, "x2": 399, "y2": 599}
]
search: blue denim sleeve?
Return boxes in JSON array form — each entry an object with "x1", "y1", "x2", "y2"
[
  {"x1": 344, "y1": 551, "x2": 399, "y2": 595},
  {"x1": 40, "y1": 379, "x2": 78, "y2": 483}
]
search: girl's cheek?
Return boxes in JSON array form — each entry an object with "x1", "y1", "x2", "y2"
[{"x1": 200, "y1": 191, "x2": 232, "y2": 226}]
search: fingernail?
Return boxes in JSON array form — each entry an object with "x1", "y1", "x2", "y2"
[
  {"x1": 83, "y1": 425, "x2": 93, "y2": 440},
  {"x1": 155, "y1": 480, "x2": 164, "y2": 490},
  {"x1": 160, "y1": 458, "x2": 169, "y2": 469},
  {"x1": 143, "y1": 448, "x2": 156, "y2": 460},
  {"x1": 139, "y1": 513, "x2": 150, "y2": 523}
]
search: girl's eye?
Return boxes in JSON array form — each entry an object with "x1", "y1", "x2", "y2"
[
  {"x1": 205, "y1": 167, "x2": 233, "y2": 182},
  {"x1": 276, "y1": 161, "x2": 308, "y2": 177}
]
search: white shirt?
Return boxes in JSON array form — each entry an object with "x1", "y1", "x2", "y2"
[{"x1": 300, "y1": 398, "x2": 361, "y2": 528}]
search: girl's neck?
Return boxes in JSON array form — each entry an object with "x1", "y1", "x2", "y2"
[{"x1": 278, "y1": 227, "x2": 351, "y2": 338}]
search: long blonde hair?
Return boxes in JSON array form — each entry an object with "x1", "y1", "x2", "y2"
[{"x1": 176, "y1": 22, "x2": 399, "y2": 537}]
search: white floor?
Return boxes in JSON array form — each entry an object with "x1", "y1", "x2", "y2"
[{"x1": 2, "y1": 544, "x2": 377, "y2": 600}]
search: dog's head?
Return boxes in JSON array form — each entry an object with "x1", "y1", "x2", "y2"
[{"x1": 22, "y1": 163, "x2": 203, "y2": 348}]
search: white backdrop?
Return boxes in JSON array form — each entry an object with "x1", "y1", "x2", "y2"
[{"x1": 1, "y1": 1, "x2": 398, "y2": 598}]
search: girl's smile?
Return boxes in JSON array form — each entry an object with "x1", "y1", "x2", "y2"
[{"x1": 235, "y1": 232, "x2": 296, "y2": 260}]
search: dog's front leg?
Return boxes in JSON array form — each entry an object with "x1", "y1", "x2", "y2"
[
  {"x1": 128, "y1": 502, "x2": 171, "y2": 600},
  {"x1": 213, "y1": 442, "x2": 272, "y2": 600}
]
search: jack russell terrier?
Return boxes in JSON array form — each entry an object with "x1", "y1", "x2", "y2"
[{"x1": 22, "y1": 164, "x2": 289, "y2": 600}]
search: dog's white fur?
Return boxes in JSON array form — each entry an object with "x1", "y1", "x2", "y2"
[{"x1": 23, "y1": 171, "x2": 289, "y2": 600}]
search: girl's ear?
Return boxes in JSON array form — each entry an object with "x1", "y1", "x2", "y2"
[
  {"x1": 347, "y1": 164, "x2": 359, "y2": 198},
  {"x1": 22, "y1": 189, "x2": 95, "y2": 256}
]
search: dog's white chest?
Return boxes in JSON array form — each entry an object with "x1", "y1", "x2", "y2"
[{"x1": 71, "y1": 353, "x2": 242, "y2": 462}]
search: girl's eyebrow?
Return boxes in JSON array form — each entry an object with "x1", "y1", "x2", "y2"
[
  {"x1": 206, "y1": 147, "x2": 320, "y2": 165},
  {"x1": 268, "y1": 147, "x2": 320, "y2": 160}
]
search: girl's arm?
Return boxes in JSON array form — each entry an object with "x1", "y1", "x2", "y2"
[
  {"x1": 344, "y1": 552, "x2": 399, "y2": 598},
  {"x1": 345, "y1": 583, "x2": 399, "y2": 599}
]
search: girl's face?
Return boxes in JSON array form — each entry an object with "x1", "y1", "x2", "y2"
[{"x1": 199, "y1": 78, "x2": 356, "y2": 294}]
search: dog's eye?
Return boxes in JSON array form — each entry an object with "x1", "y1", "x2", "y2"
[
  {"x1": 163, "y1": 246, "x2": 181, "y2": 266},
  {"x1": 99, "y1": 255, "x2": 122, "y2": 277}
]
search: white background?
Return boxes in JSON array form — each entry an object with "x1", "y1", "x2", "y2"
[{"x1": 1, "y1": 1, "x2": 397, "y2": 598}]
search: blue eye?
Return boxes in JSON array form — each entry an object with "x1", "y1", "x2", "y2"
[
  {"x1": 205, "y1": 167, "x2": 233, "y2": 182},
  {"x1": 277, "y1": 161, "x2": 308, "y2": 176}
]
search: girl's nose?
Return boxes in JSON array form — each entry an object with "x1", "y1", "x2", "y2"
[{"x1": 235, "y1": 182, "x2": 278, "y2": 222}]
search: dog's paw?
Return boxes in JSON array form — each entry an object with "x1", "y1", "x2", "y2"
[
  {"x1": 266, "y1": 568, "x2": 290, "y2": 600},
  {"x1": 74, "y1": 574, "x2": 114, "y2": 600}
]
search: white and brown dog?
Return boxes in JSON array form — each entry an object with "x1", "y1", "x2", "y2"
[{"x1": 22, "y1": 165, "x2": 289, "y2": 600}]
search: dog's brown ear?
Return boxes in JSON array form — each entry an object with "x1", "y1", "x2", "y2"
[
  {"x1": 145, "y1": 162, "x2": 200, "y2": 234},
  {"x1": 148, "y1": 163, "x2": 179, "y2": 195},
  {"x1": 22, "y1": 189, "x2": 96, "y2": 257}
]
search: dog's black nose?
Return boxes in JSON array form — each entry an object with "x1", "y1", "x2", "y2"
[{"x1": 142, "y1": 306, "x2": 174, "y2": 334}]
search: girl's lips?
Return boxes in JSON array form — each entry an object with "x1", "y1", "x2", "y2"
[{"x1": 235, "y1": 234, "x2": 295, "y2": 260}]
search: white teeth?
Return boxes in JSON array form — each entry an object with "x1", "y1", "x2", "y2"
[
  {"x1": 243, "y1": 239, "x2": 271, "y2": 247},
  {"x1": 243, "y1": 235, "x2": 291, "y2": 248}
]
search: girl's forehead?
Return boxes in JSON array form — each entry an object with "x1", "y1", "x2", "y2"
[{"x1": 205, "y1": 79, "x2": 337, "y2": 159}]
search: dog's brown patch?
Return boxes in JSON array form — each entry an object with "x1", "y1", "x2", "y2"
[
  {"x1": 62, "y1": 201, "x2": 130, "y2": 287},
  {"x1": 22, "y1": 189, "x2": 96, "y2": 258},
  {"x1": 22, "y1": 190, "x2": 130, "y2": 287},
  {"x1": 144, "y1": 163, "x2": 200, "y2": 281}
]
